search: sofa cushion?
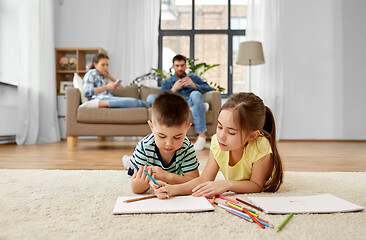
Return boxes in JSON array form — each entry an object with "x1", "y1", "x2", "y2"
[
  {"x1": 77, "y1": 107, "x2": 148, "y2": 124},
  {"x1": 148, "y1": 108, "x2": 214, "y2": 125},
  {"x1": 140, "y1": 85, "x2": 161, "y2": 102},
  {"x1": 73, "y1": 73, "x2": 88, "y2": 104},
  {"x1": 112, "y1": 85, "x2": 140, "y2": 99}
]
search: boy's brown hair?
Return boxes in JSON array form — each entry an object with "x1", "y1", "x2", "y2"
[{"x1": 152, "y1": 91, "x2": 190, "y2": 126}]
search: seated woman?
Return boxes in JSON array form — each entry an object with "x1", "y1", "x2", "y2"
[{"x1": 80, "y1": 53, "x2": 146, "y2": 108}]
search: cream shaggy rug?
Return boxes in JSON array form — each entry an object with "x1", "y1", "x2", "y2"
[{"x1": 0, "y1": 170, "x2": 365, "y2": 240}]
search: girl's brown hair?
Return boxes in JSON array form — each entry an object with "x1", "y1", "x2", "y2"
[
  {"x1": 89, "y1": 53, "x2": 109, "y2": 71},
  {"x1": 221, "y1": 92, "x2": 283, "y2": 192}
]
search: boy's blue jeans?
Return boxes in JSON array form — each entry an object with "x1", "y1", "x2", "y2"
[
  {"x1": 146, "y1": 91, "x2": 207, "y2": 134},
  {"x1": 101, "y1": 96, "x2": 146, "y2": 108}
]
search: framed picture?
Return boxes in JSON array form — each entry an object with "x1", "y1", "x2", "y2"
[{"x1": 59, "y1": 81, "x2": 74, "y2": 94}]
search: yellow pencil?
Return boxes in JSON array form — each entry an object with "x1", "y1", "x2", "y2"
[{"x1": 211, "y1": 196, "x2": 216, "y2": 204}]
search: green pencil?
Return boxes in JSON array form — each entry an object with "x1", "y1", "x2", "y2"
[{"x1": 277, "y1": 213, "x2": 294, "y2": 232}]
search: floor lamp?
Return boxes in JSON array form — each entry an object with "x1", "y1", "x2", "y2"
[{"x1": 236, "y1": 41, "x2": 265, "y2": 92}]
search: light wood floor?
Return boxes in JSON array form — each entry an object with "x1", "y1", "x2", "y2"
[{"x1": 0, "y1": 139, "x2": 365, "y2": 172}]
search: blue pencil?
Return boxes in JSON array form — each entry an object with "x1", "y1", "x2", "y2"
[
  {"x1": 143, "y1": 170, "x2": 169, "y2": 198},
  {"x1": 143, "y1": 170, "x2": 161, "y2": 187}
]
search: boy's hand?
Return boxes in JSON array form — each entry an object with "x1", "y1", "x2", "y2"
[
  {"x1": 149, "y1": 180, "x2": 173, "y2": 199},
  {"x1": 131, "y1": 165, "x2": 153, "y2": 189},
  {"x1": 149, "y1": 166, "x2": 169, "y2": 182},
  {"x1": 191, "y1": 180, "x2": 228, "y2": 197}
]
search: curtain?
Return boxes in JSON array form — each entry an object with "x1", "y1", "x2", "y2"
[
  {"x1": 246, "y1": 0, "x2": 284, "y2": 139},
  {"x1": 16, "y1": 0, "x2": 60, "y2": 145},
  {"x1": 108, "y1": 0, "x2": 160, "y2": 87}
]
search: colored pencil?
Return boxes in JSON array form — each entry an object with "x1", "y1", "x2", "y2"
[
  {"x1": 226, "y1": 202, "x2": 258, "y2": 217},
  {"x1": 224, "y1": 204, "x2": 272, "y2": 226},
  {"x1": 143, "y1": 170, "x2": 169, "y2": 198},
  {"x1": 218, "y1": 194, "x2": 239, "y2": 204},
  {"x1": 130, "y1": 159, "x2": 139, "y2": 170},
  {"x1": 211, "y1": 195, "x2": 216, "y2": 204},
  {"x1": 242, "y1": 206, "x2": 265, "y2": 229},
  {"x1": 277, "y1": 213, "x2": 294, "y2": 232},
  {"x1": 236, "y1": 197, "x2": 264, "y2": 212},
  {"x1": 123, "y1": 195, "x2": 157, "y2": 203},
  {"x1": 226, "y1": 209, "x2": 253, "y2": 222},
  {"x1": 227, "y1": 202, "x2": 257, "y2": 215},
  {"x1": 221, "y1": 204, "x2": 272, "y2": 228}
]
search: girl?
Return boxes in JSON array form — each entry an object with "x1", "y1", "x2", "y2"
[
  {"x1": 81, "y1": 53, "x2": 146, "y2": 108},
  {"x1": 152, "y1": 92, "x2": 283, "y2": 198}
]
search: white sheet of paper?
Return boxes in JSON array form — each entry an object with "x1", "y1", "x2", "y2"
[
  {"x1": 113, "y1": 195, "x2": 214, "y2": 214},
  {"x1": 248, "y1": 193, "x2": 364, "y2": 214}
]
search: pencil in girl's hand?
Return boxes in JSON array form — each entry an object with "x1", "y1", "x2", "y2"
[
  {"x1": 236, "y1": 197, "x2": 264, "y2": 212},
  {"x1": 277, "y1": 213, "x2": 294, "y2": 232},
  {"x1": 211, "y1": 195, "x2": 216, "y2": 204}
]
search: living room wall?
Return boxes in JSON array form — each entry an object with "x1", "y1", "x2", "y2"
[
  {"x1": 280, "y1": 0, "x2": 366, "y2": 140},
  {"x1": 1, "y1": 0, "x2": 365, "y2": 140}
]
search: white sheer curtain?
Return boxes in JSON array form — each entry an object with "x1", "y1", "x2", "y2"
[
  {"x1": 108, "y1": 0, "x2": 160, "y2": 86},
  {"x1": 246, "y1": 0, "x2": 284, "y2": 139},
  {"x1": 16, "y1": 0, "x2": 60, "y2": 145}
]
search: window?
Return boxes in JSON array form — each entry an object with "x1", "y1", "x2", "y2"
[
  {"x1": 159, "y1": 0, "x2": 247, "y2": 96},
  {"x1": 0, "y1": 0, "x2": 20, "y2": 86}
]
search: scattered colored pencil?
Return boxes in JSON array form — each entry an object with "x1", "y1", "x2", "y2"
[
  {"x1": 226, "y1": 202, "x2": 258, "y2": 217},
  {"x1": 143, "y1": 170, "x2": 169, "y2": 198},
  {"x1": 242, "y1": 206, "x2": 265, "y2": 229},
  {"x1": 236, "y1": 197, "x2": 264, "y2": 212},
  {"x1": 219, "y1": 203, "x2": 272, "y2": 228},
  {"x1": 218, "y1": 194, "x2": 239, "y2": 204},
  {"x1": 124, "y1": 195, "x2": 157, "y2": 203},
  {"x1": 211, "y1": 195, "x2": 216, "y2": 204},
  {"x1": 226, "y1": 209, "x2": 253, "y2": 222},
  {"x1": 277, "y1": 213, "x2": 294, "y2": 232}
]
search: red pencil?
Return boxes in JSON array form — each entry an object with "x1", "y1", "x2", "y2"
[
  {"x1": 218, "y1": 194, "x2": 239, "y2": 204},
  {"x1": 236, "y1": 197, "x2": 264, "y2": 212},
  {"x1": 242, "y1": 207, "x2": 265, "y2": 229}
]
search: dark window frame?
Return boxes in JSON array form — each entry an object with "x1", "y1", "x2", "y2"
[{"x1": 158, "y1": 0, "x2": 246, "y2": 97}]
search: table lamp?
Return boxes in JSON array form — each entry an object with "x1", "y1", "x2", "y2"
[{"x1": 236, "y1": 41, "x2": 265, "y2": 92}]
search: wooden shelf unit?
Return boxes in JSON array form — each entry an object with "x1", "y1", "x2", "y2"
[
  {"x1": 55, "y1": 47, "x2": 107, "y2": 95},
  {"x1": 55, "y1": 47, "x2": 107, "y2": 138}
]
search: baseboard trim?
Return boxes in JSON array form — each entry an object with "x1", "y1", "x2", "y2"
[{"x1": 279, "y1": 139, "x2": 366, "y2": 142}]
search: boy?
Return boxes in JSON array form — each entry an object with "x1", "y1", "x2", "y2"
[{"x1": 126, "y1": 91, "x2": 200, "y2": 194}]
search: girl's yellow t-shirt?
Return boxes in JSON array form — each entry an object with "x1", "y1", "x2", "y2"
[{"x1": 210, "y1": 134, "x2": 272, "y2": 181}]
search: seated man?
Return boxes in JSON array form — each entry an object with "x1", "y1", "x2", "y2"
[{"x1": 147, "y1": 54, "x2": 213, "y2": 151}]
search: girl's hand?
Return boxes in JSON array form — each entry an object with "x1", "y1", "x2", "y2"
[
  {"x1": 105, "y1": 81, "x2": 118, "y2": 91},
  {"x1": 131, "y1": 166, "x2": 153, "y2": 188},
  {"x1": 149, "y1": 180, "x2": 174, "y2": 199},
  {"x1": 191, "y1": 180, "x2": 228, "y2": 197}
]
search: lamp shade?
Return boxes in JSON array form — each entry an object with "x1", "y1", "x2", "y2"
[{"x1": 236, "y1": 41, "x2": 265, "y2": 66}]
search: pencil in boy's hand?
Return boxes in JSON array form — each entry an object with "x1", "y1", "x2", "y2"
[
  {"x1": 143, "y1": 169, "x2": 169, "y2": 198},
  {"x1": 277, "y1": 213, "x2": 294, "y2": 232}
]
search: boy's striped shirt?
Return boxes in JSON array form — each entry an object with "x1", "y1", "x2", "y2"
[{"x1": 131, "y1": 134, "x2": 199, "y2": 176}]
